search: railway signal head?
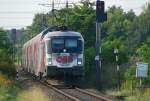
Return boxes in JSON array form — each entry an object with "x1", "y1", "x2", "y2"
[
  {"x1": 96, "y1": 0, "x2": 107, "y2": 22},
  {"x1": 11, "y1": 29, "x2": 17, "y2": 43},
  {"x1": 96, "y1": 0, "x2": 104, "y2": 14}
]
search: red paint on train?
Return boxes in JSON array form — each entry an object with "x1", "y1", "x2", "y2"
[{"x1": 56, "y1": 55, "x2": 73, "y2": 63}]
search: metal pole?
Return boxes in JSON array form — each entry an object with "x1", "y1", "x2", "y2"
[
  {"x1": 17, "y1": 39, "x2": 19, "y2": 68},
  {"x1": 52, "y1": 0, "x2": 54, "y2": 25},
  {"x1": 13, "y1": 32, "x2": 16, "y2": 64},
  {"x1": 42, "y1": 13, "x2": 45, "y2": 30},
  {"x1": 95, "y1": 22, "x2": 101, "y2": 90},
  {"x1": 117, "y1": 64, "x2": 120, "y2": 90},
  {"x1": 65, "y1": 0, "x2": 68, "y2": 26},
  {"x1": 140, "y1": 78, "x2": 142, "y2": 87},
  {"x1": 114, "y1": 48, "x2": 121, "y2": 90},
  {"x1": 11, "y1": 29, "x2": 16, "y2": 65}
]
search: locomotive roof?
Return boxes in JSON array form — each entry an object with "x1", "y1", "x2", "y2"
[
  {"x1": 23, "y1": 31, "x2": 83, "y2": 48},
  {"x1": 44, "y1": 31, "x2": 82, "y2": 38}
]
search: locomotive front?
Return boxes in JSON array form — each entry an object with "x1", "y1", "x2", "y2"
[{"x1": 44, "y1": 31, "x2": 84, "y2": 77}]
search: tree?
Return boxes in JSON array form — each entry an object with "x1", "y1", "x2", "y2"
[
  {"x1": 137, "y1": 44, "x2": 150, "y2": 63},
  {"x1": 0, "y1": 29, "x2": 12, "y2": 64},
  {"x1": 102, "y1": 39, "x2": 128, "y2": 64}
]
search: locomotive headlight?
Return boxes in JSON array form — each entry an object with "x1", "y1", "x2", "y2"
[
  {"x1": 77, "y1": 58, "x2": 82, "y2": 65},
  {"x1": 47, "y1": 58, "x2": 52, "y2": 65},
  {"x1": 77, "y1": 61, "x2": 82, "y2": 65},
  {"x1": 48, "y1": 61, "x2": 52, "y2": 65},
  {"x1": 46, "y1": 54, "x2": 52, "y2": 65}
]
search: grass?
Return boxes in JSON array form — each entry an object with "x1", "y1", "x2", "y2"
[
  {"x1": 17, "y1": 87, "x2": 50, "y2": 101},
  {"x1": 0, "y1": 72, "x2": 51, "y2": 101},
  {"x1": 104, "y1": 78, "x2": 150, "y2": 101},
  {"x1": 106, "y1": 87, "x2": 150, "y2": 101},
  {"x1": 125, "y1": 88, "x2": 150, "y2": 101},
  {"x1": 0, "y1": 72, "x2": 21, "y2": 101}
]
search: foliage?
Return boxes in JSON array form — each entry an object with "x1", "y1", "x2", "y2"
[
  {"x1": 0, "y1": 29, "x2": 15, "y2": 76},
  {"x1": 0, "y1": 73, "x2": 12, "y2": 86},
  {"x1": 136, "y1": 44, "x2": 150, "y2": 84},
  {"x1": 102, "y1": 39, "x2": 128, "y2": 64},
  {"x1": 137, "y1": 44, "x2": 150, "y2": 63},
  {"x1": 85, "y1": 47, "x2": 95, "y2": 74},
  {"x1": 0, "y1": 73, "x2": 21, "y2": 101},
  {"x1": 0, "y1": 64, "x2": 16, "y2": 77},
  {"x1": 124, "y1": 66, "x2": 136, "y2": 80},
  {"x1": 0, "y1": 49, "x2": 12, "y2": 64},
  {"x1": 125, "y1": 89, "x2": 150, "y2": 101},
  {"x1": 0, "y1": 29, "x2": 13, "y2": 62},
  {"x1": 106, "y1": 88, "x2": 150, "y2": 101},
  {"x1": 0, "y1": 29, "x2": 12, "y2": 55}
]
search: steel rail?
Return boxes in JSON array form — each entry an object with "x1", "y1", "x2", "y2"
[
  {"x1": 75, "y1": 88, "x2": 114, "y2": 101},
  {"x1": 40, "y1": 80, "x2": 81, "y2": 101},
  {"x1": 44, "y1": 79, "x2": 113, "y2": 101}
]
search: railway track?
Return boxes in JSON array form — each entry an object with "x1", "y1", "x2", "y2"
[
  {"x1": 20, "y1": 71, "x2": 114, "y2": 101},
  {"x1": 60, "y1": 87, "x2": 113, "y2": 101},
  {"x1": 41, "y1": 79, "x2": 114, "y2": 101}
]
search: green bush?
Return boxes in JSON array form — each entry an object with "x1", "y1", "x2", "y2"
[
  {"x1": 85, "y1": 47, "x2": 95, "y2": 75},
  {"x1": 102, "y1": 39, "x2": 128, "y2": 64},
  {"x1": 136, "y1": 44, "x2": 150, "y2": 85},
  {"x1": 81, "y1": 48, "x2": 96, "y2": 88},
  {"x1": 0, "y1": 63, "x2": 16, "y2": 77},
  {"x1": 0, "y1": 73, "x2": 21, "y2": 101}
]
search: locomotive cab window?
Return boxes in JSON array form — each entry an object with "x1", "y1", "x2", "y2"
[
  {"x1": 52, "y1": 39, "x2": 64, "y2": 49},
  {"x1": 51, "y1": 38, "x2": 83, "y2": 53},
  {"x1": 65, "y1": 39, "x2": 77, "y2": 48}
]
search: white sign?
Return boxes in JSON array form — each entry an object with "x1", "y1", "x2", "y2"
[
  {"x1": 136, "y1": 62, "x2": 148, "y2": 78},
  {"x1": 95, "y1": 55, "x2": 100, "y2": 61}
]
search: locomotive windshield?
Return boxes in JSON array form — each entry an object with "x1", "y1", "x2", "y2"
[
  {"x1": 50, "y1": 38, "x2": 82, "y2": 53},
  {"x1": 65, "y1": 39, "x2": 77, "y2": 48},
  {"x1": 52, "y1": 39, "x2": 64, "y2": 49}
]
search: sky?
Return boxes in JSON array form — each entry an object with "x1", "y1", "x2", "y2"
[{"x1": 0, "y1": 0, "x2": 149, "y2": 29}]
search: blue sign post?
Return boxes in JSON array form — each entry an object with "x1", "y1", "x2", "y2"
[{"x1": 136, "y1": 62, "x2": 148, "y2": 87}]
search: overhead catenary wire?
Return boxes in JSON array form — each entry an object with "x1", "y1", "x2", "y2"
[
  {"x1": 1, "y1": 0, "x2": 143, "y2": 29},
  {"x1": 0, "y1": 26, "x2": 28, "y2": 29},
  {"x1": 0, "y1": 11, "x2": 49, "y2": 14},
  {"x1": 0, "y1": 17, "x2": 33, "y2": 19},
  {"x1": 0, "y1": 0, "x2": 80, "y2": 29}
]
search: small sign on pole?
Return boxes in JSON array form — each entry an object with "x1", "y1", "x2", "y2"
[{"x1": 136, "y1": 62, "x2": 148, "y2": 78}]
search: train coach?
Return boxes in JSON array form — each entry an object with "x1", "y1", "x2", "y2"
[{"x1": 22, "y1": 26, "x2": 84, "y2": 79}]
